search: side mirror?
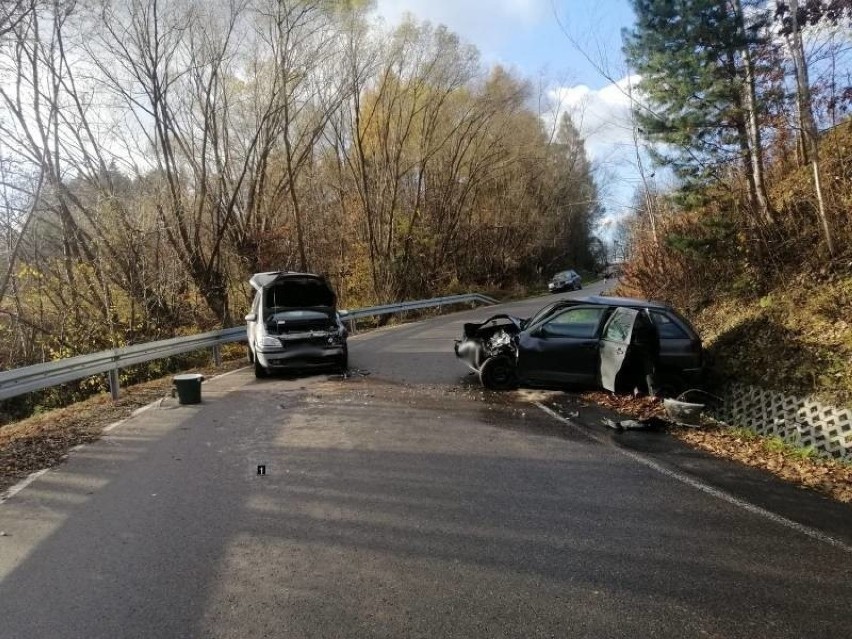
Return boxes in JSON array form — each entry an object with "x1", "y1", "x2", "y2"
[
  {"x1": 531, "y1": 325, "x2": 547, "y2": 338},
  {"x1": 244, "y1": 312, "x2": 257, "y2": 322}
]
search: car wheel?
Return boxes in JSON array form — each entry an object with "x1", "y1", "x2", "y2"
[
  {"x1": 479, "y1": 356, "x2": 518, "y2": 391},
  {"x1": 254, "y1": 359, "x2": 269, "y2": 379},
  {"x1": 577, "y1": 282, "x2": 583, "y2": 289}
]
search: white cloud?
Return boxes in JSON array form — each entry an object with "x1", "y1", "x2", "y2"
[
  {"x1": 547, "y1": 75, "x2": 653, "y2": 224},
  {"x1": 548, "y1": 75, "x2": 638, "y2": 166},
  {"x1": 373, "y1": 0, "x2": 547, "y2": 53},
  {"x1": 546, "y1": 74, "x2": 679, "y2": 239}
]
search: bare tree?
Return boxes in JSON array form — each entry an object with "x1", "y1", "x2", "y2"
[{"x1": 778, "y1": 0, "x2": 837, "y2": 256}]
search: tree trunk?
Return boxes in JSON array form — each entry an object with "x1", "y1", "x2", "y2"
[
  {"x1": 627, "y1": 75, "x2": 658, "y2": 245},
  {"x1": 734, "y1": 115, "x2": 760, "y2": 216},
  {"x1": 732, "y1": 0, "x2": 774, "y2": 227},
  {"x1": 784, "y1": 0, "x2": 835, "y2": 257}
]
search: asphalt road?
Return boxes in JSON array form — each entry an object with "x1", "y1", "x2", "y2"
[{"x1": 1, "y1": 282, "x2": 850, "y2": 638}]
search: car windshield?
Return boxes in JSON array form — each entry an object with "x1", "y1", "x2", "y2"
[{"x1": 524, "y1": 302, "x2": 568, "y2": 328}]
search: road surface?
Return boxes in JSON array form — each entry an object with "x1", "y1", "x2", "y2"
[{"x1": 1, "y1": 281, "x2": 850, "y2": 638}]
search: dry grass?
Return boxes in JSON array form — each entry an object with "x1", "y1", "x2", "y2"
[{"x1": 693, "y1": 271, "x2": 852, "y2": 406}]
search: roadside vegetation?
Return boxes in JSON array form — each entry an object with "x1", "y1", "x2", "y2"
[
  {"x1": 601, "y1": 0, "x2": 852, "y2": 496},
  {"x1": 613, "y1": 0, "x2": 852, "y2": 405},
  {"x1": 617, "y1": 118, "x2": 852, "y2": 405}
]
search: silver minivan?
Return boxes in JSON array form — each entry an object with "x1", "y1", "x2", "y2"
[{"x1": 245, "y1": 272, "x2": 348, "y2": 378}]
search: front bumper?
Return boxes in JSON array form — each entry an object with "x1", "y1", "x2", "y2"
[{"x1": 257, "y1": 343, "x2": 345, "y2": 369}]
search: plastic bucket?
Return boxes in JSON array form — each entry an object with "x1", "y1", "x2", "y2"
[{"x1": 173, "y1": 373, "x2": 204, "y2": 404}]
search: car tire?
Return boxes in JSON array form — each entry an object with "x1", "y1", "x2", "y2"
[
  {"x1": 479, "y1": 356, "x2": 518, "y2": 391},
  {"x1": 254, "y1": 359, "x2": 269, "y2": 379},
  {"x1": 578, "y1": 283, "x2": 583, "y2": 290}
]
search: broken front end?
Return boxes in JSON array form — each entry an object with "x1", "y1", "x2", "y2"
[{"x1": 454, "y1": 315, "x2": 523, "y2": 389}]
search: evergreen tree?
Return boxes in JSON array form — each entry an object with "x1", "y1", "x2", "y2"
[{"x1": 623, "y1": 0, "x2": 774, "y2": 215}]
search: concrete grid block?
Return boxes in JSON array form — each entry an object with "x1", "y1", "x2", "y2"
[{"x1": 711, "y1": 384, "x2": 851, "y2": 461}]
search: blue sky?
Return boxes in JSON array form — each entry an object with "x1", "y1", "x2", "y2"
[{"x1": 373, "y1": 0, "x2": 644, "y2": 233}]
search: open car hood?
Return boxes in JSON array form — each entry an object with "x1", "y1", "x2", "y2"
[
  {"x1": 250, "y1": 271, "x2": 337, "y2": 309},
  {"x1": 462, "y1": 314, "x2": 524, "y2": 338}
]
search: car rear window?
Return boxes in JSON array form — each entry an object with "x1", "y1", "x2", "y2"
[{"x1": 650, "y1": 310, "x2": 689, "y2": 339}]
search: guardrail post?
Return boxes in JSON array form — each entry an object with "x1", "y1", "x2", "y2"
[
  {"x1": 348, "y1": 319, "x2": 357, "y2": 335},
  {"x1": 212, "y1": 344, "x2": 222, "y2": 367},
  {"x1": 108, "y1": 368, "x2": 120, "y2": 400}
]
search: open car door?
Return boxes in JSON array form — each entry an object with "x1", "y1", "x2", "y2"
[{"x1": 599, "y1": 307, "x2": 639, "y2": 392}]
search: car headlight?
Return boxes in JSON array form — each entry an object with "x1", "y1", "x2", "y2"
[
  {"x1": 257, "y1": 335, "x2": 282, "y2": 350},
  {"x1": 326, "y1": 329, "x2": 345, "y2": 345}
]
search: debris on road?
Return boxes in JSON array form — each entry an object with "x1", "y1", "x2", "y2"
[
  {"x1": 604, "y1": 417, "x2": 669, "y2": 432},
  {"x1": 663, "y1": 398, "x2": 705, "y2": 426},
  {"x1": 575, "y1": 389, "x2": 852, "y2": 503}
]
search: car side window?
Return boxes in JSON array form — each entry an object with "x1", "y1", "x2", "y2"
[
  {"x1": 650, "y1": 310, "x2": 688, "y2": 339},
  {"x1": 542, "y1": 307, "x2": 605, "y2": 338}
]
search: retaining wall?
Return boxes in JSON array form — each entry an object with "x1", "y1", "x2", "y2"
[{"x1": 711, "y1": 385, "x2": 852, "y2": 460}]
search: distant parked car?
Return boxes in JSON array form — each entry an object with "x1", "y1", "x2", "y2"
[
  {"x1": 454, "y1": 295, "x2": 704, "y2": 395},
  {"x1": 548, "y1": 269, "x2": 582, "y2": 293},
  {"x1": 245, "y1": 271, "x2": 348, "y2": 378}
]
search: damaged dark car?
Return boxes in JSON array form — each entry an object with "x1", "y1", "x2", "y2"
[
  {"x1": 246, "y1": 271, "x2": 348, "y2": 378},
  {"x1": 454, "y1": 296, "x2": 704, "y2": 395}
]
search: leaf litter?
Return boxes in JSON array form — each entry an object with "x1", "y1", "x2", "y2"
[{"x1": 578, "y1": 391, "x2": 852, "y2": 503}]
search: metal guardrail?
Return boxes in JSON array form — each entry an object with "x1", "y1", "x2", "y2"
[
  {"x1": 0, "y1": 293, "x2": 497, "y2": 402},
  {"x1": 344, "y1": 293, "x2": 498, "y2": 320}
]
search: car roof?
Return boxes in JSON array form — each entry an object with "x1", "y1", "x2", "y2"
[{"x1": 575, "y1": 295, "x2": 672, "y2": 310}]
